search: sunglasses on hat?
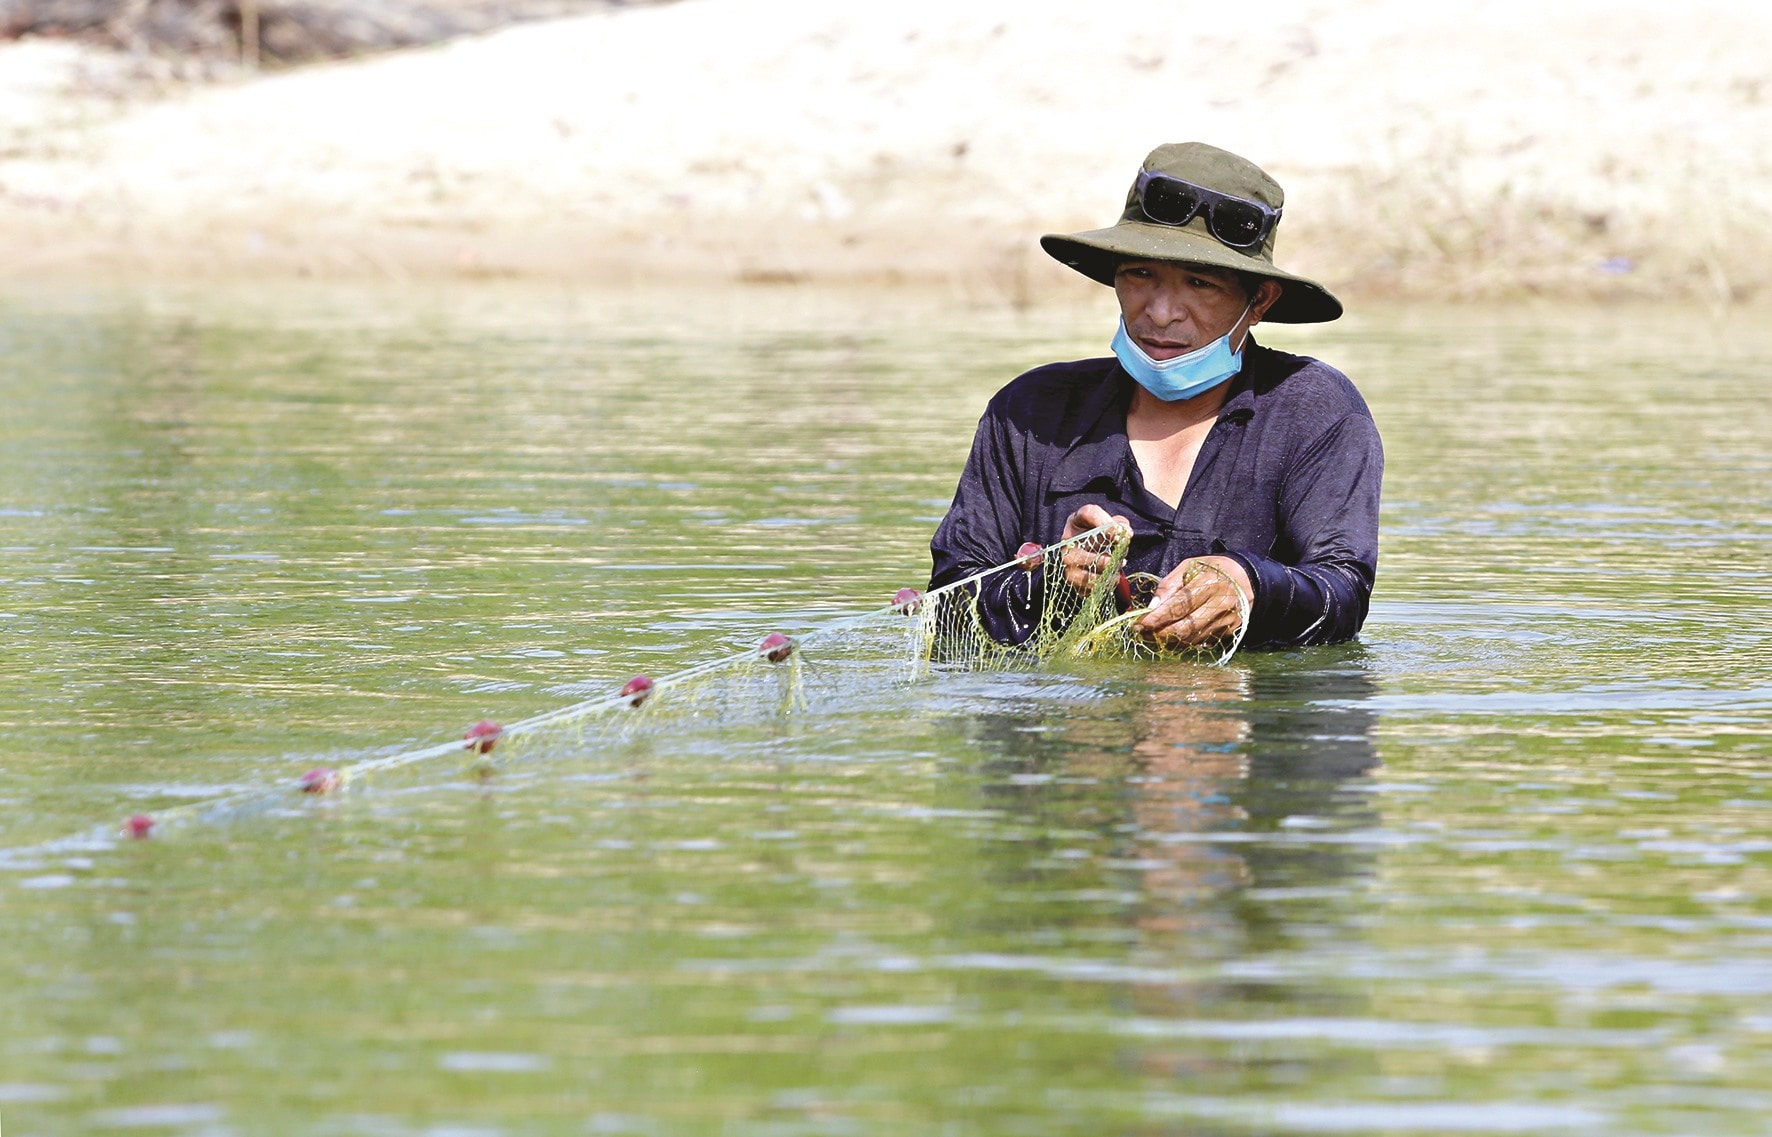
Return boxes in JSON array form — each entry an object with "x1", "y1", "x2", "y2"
[{"x1": 1133, "y1": 169, "x2": 1282, "y2": 251}]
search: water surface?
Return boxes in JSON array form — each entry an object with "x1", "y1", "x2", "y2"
[{"x1": 2, "y1": 285, "x2": 1769, "y2": 1135}]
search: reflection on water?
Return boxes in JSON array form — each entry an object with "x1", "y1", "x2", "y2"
[
  {"x1": 966, "y1": 655, "x2": 1380, "y2": 943},
  {"x1": 1, "y1": 286, "x2": 1770, "y2": 1134},
  {"x1": 960, "y1": 656, "x2": 1387, "y2": 1123}
]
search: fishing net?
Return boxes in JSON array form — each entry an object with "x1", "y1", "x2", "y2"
[
  {"x1": 1067, "y1": 559, "x2": 1253, "y2": 662},
  {"x1": 3, "y1": 524, "x2": 1251, "y2": 860},
  {"x1": 337, "y1": 522, "x2": 1249, "y2": 775}
]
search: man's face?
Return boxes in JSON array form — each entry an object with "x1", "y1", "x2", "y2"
[{"x1": 1113, "y1": 259, "x2": 1275, "y2": 360}]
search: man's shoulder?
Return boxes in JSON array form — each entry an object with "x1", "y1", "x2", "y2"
[
  {"x1": 987, "y1": 356, "x2": 1120, "y2": 418},
  {"x1": 1246, "y1": 343, "x2": 1373, "y2": 422}
]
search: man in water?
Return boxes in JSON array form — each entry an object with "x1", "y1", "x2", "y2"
[{"x1": 929, "y1": 142, "x2": 1382, "y2": 650}]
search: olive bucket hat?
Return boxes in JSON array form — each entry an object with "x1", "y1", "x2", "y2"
[{"x1": 1040, "y1": 142, "x2": 1342, "y2": 323}]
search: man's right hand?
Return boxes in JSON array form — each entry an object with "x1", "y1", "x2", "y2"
[{"x1": 1059, "y1": 504, "x2": 1132, "y2": 595}]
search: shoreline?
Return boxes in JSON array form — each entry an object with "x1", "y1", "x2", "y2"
[{"x1": 4, "y1": 0, "x2": 1769, "y2": 307}]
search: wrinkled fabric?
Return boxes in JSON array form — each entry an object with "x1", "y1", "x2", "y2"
[{"x1": 928, "y1": 340, "x2": 1383, "y2": 649}]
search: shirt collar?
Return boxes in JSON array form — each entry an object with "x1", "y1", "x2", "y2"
[
  {"x1": 1046, "y1": 363, "x2": 1134, "y2": 494},
  {"x1": 1047, "y1": 338, "x2": 1266, "y2": 493},
  {"x1": 1217, "y1": 335, "x2": 1265, "y2": 421}
]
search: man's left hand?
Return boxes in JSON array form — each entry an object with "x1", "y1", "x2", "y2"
[{"x1": 1134, "y1": 556, "x2": 1252, "y2": 647}]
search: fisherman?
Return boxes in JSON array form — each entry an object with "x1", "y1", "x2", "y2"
[{"x1": 929, "y1": 142, "x2": 1382, "y2": 650}]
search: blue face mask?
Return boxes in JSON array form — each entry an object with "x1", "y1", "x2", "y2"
[{"x1": 1111, "y1": 303, "x2": 1253, "y2": 402}]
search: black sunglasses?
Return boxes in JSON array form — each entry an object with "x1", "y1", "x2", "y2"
[{"x1": 1133, "y1": 169, "x2": 1282, "y2": 250}]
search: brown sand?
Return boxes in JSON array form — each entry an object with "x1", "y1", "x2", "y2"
[{"x1": 3, "y1": 0, "x2": 1769, "y2": 305}]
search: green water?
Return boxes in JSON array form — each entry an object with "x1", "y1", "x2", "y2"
[{"x1": 2, "y1": 285, "x2": 1769, "y2": 1135}]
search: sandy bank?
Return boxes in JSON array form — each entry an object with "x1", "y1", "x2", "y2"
[{"x1": 3, "y1": 0, "x2": 1769, "y2": 304}]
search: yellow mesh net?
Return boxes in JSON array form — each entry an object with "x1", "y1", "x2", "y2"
[
  {"x1": 490, "y1": 521, "x2": 1246, "y2": 750},
  {"x1": 13, "y1": 525, "x2": 1251, "y2": 855}
]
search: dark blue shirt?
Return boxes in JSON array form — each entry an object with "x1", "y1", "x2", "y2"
[{"x1": 928, "y1": 340, "x2": 1383, "y2": 649}]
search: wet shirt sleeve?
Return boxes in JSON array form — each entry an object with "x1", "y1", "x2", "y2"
[
  {"x1": 1219, "y1": 410, "x2": 1384, "y2": 648},
  {"x1": 926, "y1": 392, "x2": 1048, "y2": 644}
]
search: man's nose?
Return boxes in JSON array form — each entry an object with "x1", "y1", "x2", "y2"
[{"x1": 1145, "y1": 283, "x2": 1191, "y2": 328}]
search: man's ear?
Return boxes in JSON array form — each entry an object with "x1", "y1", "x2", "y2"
[{"x1": 1251, "y1": 279, "x2": 1284, "y2": 322}]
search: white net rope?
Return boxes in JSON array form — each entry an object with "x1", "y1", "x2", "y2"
[{"x1": 3, "y1": 524, "x2": 1253, "y2": 859}]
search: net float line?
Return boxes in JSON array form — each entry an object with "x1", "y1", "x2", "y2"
[{"x1": 3, "y1": 524, "x2": 1249, "y2": 865}]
